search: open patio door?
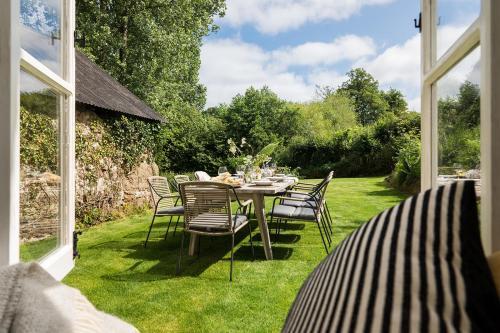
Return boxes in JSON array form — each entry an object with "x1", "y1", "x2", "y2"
[
  {"x1": 421, "y1": 0, "x2": 500, "y2": 254},
  {"x1": 0, "y1": 0, "x2": 75, "y2": 280}
]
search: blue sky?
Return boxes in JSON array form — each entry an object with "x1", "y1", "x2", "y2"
[{"x1": 200, "y1": 0, "x2": 480, "y2": 111}]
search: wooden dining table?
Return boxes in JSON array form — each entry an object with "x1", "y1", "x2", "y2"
[{"x1": 187, "y1": 178, "x2": 297, "y2": 260}]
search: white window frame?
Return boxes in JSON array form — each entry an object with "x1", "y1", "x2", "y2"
[
  {"x1": 421, "y1": 0, "x2": 500, "y2": 253},
  {"x1": 0, "y1": 0, "x2": 75, "y2": 280}
]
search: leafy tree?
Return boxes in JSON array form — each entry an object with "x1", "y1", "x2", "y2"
[
  {"x1": 294, "y1": 92, "x2": 357, "y2": 142},
  {"x1": 338, "y1": 68, "x2": 389, "y2": 126},
  {"x1": 76, "y1": 0, "x2": 225, "y2": 112},
  {"x1": 217, "y1": 87, "x2": 301, "y2": 153},
  {"x1": 382, "y1": 88, "x2": 408, "y2": 115},
  {"x1": 438, "y1": 81, "x2": 480, "y2": 170}
]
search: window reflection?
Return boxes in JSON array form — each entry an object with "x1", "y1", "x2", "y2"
[
  {"x1": 20, "y1": 0, "x2": 62, "y2": 75},
  {"x1": 19, "y1": 70, "x2": 62, "y2": 261},
  {"x1": 436, "y1": 47, "x2": 480, "y2": 192}
]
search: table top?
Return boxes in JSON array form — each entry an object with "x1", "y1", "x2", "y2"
[{"x1": 234, "y1": 179, "x2": 296, "y2": 195}]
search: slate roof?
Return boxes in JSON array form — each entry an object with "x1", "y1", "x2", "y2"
[{"x1": 75, "y1": 50, "x2": 163, "y2": 122}]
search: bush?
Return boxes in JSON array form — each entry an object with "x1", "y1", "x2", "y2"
[
  {"x1": 277, "y1": 111, "x2": 420, "y2": 178},
  {"x1": 389, "y1": 135, "x2": 421, "y2": 193}
]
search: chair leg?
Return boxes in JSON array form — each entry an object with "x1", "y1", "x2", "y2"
[
  {"x1": 320, "y1": 215, "x2": 332, "y2": 246},
  {"x1": 173, "y1": 216, "x2": 181, "y2": 236},
  {"x1": 274, "y1": 219, "x2": 281, "y2": 242},
  {"x1": 248, "y1": 222, "x2": 255, "y2": 260},
  {"x1": 145, "y1": 215, "x2": 157, "y2": 248},
  {"x1": 164, "y1": 216, "x2": 174, "y2": 240},
  {"x1": 197, "y1": 236, "x2": 201, "y2": 258},
  {"x1": 176, "y1": 231, "x2": 185, "y2": 275},
  {"x1": 316, "y1": 217, "x2": 329, "y2": 254},
  {"x1": 325, "y1": 203, "x2": 334, "y2": 233},
  {"x1": 230, "y1": 233, "x2": 235, "y2": 282},
  {"x1": 319, "y1": 214, "x2": 331, "y2": 245}
]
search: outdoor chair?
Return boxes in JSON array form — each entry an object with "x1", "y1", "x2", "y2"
[
  {"x1": 171, "y1": 175, "x2": 190, "y2": 192},
  {"x1": 145, "y1": 176, "x2": 184, "y2": 247},
  {"x1": 194, "y1": 171, "x2": 211, "y2": 181},
  {"x1": 177, "y1": 181, "x2": 255, "y2": 281},
  {"x1": 286, "y1": 171, "x2": 335, "y2": 237},
  {"x1": 269, "y1": 175, "x2": 333, "y2": 254}
]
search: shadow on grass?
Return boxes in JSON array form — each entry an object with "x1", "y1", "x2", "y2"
[
  {"x1": 232, "y1": 245, "x2": 293, "y2": 261},
  {"x1": 252, "y1": 233, "x2": 301, "y2": 244},
  {"x1": 99, "y1": 222, "x2": 279, "y2": 281}
]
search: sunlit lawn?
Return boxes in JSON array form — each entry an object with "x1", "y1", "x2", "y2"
[{"x1": 64, "y1": 177, "x2": 406, "y2": 333}]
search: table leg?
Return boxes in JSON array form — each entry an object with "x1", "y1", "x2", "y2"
[
  {"x1": 188, "y1": 234, "x2": 198, "y2": 256},
  {"x1": 253, "y1": 194, "x2": 273, "y2": 260}
]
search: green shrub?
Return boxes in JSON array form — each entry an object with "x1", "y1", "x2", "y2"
[{"x1": 389, "y1": 135, "x2": 421, "y2": 193}]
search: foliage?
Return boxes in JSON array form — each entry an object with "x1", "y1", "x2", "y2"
[
  {"x1": 107, "y1": 115, "x2": 160, "y2": 171},
  {"x1": 155, "y1": 106, "x2": 228, "y2": 174},
  {"x1": 438, "y1": 81, "x2": 480, "y2": 171},
  {"x1": 338, "y1": 68, "x2": 390, "y2": 126},
  {"x1": 20, "y1": 105, "x2": 58, "y2": 172},
  {"x1": 389, "y1": 135, "x2": 421, "y2": 193},
  {"x1": 293, "y1": 92, "x2": 357, "y2": 142},
  {"x1": 227, "y1": 138, "x2": 279, "y2": 169},
  {"x1": 76, "y1": 0, "x2": 225, "y2": 112},
  {"x1": 277, "y1": 111, "x2": 421, "y2": 178},
  {"x1": 210, "y1": 87, "x2": 301, "y2": 154}
]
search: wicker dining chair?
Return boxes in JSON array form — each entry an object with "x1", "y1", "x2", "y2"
[
  {"x1": 285, "y1": 171, "x2": 335, "y2": 238},
  {"x1": 177, "y1": 181, "x2": 255, "y2": 281},
  {"x1": 269, "y1": 175, "x2": 333, "y2": 254},
  {"x1": 194, "y1": 171, "x2": 211, "y2": 181},
  {"x1": 145, "y1": 176, "x2": 184, "y2": 247}
]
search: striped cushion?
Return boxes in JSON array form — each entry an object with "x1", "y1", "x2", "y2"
[{"x1": 283, "y1": 181, "x2": 500, "y2": 332}]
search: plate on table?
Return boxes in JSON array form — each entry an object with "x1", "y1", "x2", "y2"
[
  {"x1": 267, "y1": 176, "x2": 284, "y2": 182},
  {"x1": 275, "y1": 173, "x2": 286, "y2": 177},
  {"x1": 252, "y1": 180, "x2": 274, "y2": 186}
]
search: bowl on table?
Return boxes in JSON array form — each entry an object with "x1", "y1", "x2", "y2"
[{"x1": 252, "y1": 180, "x2": 274, "y2": 186}]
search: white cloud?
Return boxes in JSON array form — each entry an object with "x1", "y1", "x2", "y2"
[
  {"x1": 200, "y1": 39, "x2": 314, "y2": 106},
  {"x1": 200, "y1": 36, "x2": 373, "y2": 106},
  {"x1": 271, "y1": 35, "x2": 376, "y2": 69},
  {"x1": 222, "y1": 0, "x2": 395, "y2": 35}
]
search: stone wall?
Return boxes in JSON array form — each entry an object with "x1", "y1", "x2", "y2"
[{"x1": 20, "y1": 108, "x2": 159, "y2": 241}]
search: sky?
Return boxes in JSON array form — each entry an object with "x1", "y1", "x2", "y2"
[{"x1": 200, "y1": 0, "x2": 481, "y2": 112}]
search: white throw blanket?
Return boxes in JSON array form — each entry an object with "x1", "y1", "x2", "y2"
[{"x1": 0, "y1": 263, "x2": 139, "y2": 333}]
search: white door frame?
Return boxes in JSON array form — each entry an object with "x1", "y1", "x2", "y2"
[
  {"x1": 0, "y1": 0, "x2": 75, "y2": 280},
  {"x1": 421, "y1": 0, "x2": 500, "y2": 253},
  {"x1": 0, "y1": 0, "x2": 21, "y2": 267}
]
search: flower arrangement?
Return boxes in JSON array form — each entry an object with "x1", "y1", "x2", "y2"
[{"x1": 227, "y1": 138, "x2": 279, "y2": 170}]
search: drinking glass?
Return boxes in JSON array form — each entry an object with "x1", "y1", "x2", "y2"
[
  {"x1": 236, "y1": 165, "x2": 245, "y2": 178},
  {"x1": 218, "y1": 166, "x2": 228, "y2": 176},
  {"x1": 269, "y1": 162, "x2": 277, "y2": 175}
]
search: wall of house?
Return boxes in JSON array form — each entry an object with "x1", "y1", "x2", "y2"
[{"x1": 20, "y1": 107, "x2": 159, "y2": 242}]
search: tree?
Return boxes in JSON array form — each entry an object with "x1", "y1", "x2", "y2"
[
  {"x1": 382, "y1": 88, "x2": 408, "y2": 116},
  {"x1": 338, "y1": 68, "x2": 389, "y2": 126},
  {"x1": 294, "y1": 92, "x2": 357, "y2": 142},
  {"x1": 76, "y1": 0, "x2": 225, "y2": 112},
  {"x1": 219, "y1": 87, "x2": 301, "y2": 152},
  {"x1": 438, "y1": 81, "x2": 480, "y2": 170}
]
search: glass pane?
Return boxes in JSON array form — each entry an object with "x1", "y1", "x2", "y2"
[
  {"x1": 437, "y1": 47, "x2": 480, "y2": 190},
  {"x1": 436, "y1": 0, "x2": 480, "y2": 59},
  {"x1": 20, "y1": 0, "x2": 63, "y2": 75},
  {"x1": 20, "y1": 70, "x2": 62, "y2": 261}
]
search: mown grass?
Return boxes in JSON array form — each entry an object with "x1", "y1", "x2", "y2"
[{"x1": 64, "y1": 177, "x2": 406, "y2": 333}]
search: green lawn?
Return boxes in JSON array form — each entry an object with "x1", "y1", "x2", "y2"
[
  {"x1": 64, "y1": 177, "x2": 406, "y2": 333},
  {"x1": 20, "y1": 236, "x2": 57, "y2": 262}
]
